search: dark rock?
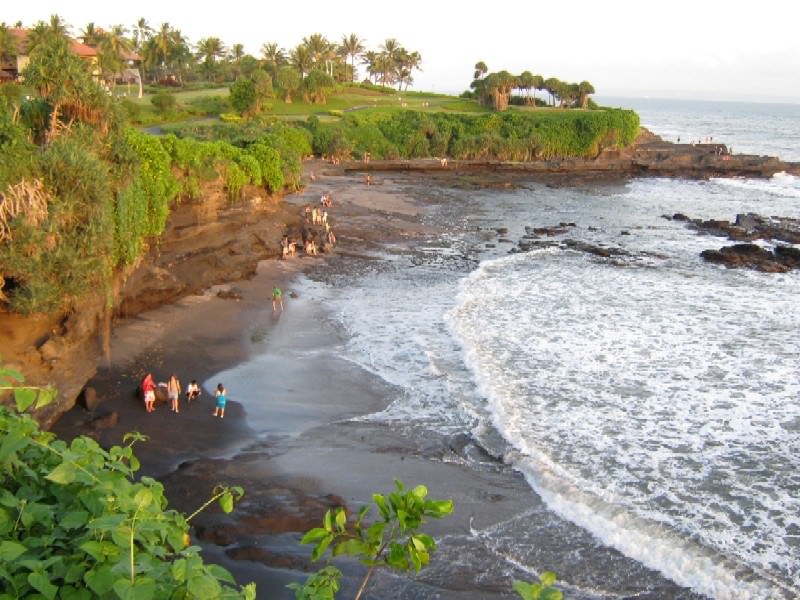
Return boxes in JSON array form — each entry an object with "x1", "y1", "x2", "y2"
[
  {"x1": 225, "y1": 546, "x2": 308, "y2": 570},
  {"x1": 89, "y1": 410, "x2": 118, "y2": 430},
  {"x1": 80, "y1": 386, "x2": 99, "y2": 411},
  {"x1": 672, "y1": 213, "x2": 690, "y2": 221},
  {"x1": 496, "y1": 227, "x2": 509, "y2": 235},
  {"x1": 775, "y1": 245, "x2": 800, "y2": 268},
  {"x1": 217, "y1": 287, "x2": 243, "y2": 300},
  {"x1": 700, "y1": 244, "x2": 790, "y2": 272}
]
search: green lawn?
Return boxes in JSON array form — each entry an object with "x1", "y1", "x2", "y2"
[{"x1": 129, "y1": 84, "x2": 491, "y2": 127}]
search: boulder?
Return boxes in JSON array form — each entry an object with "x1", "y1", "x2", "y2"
[{"x1": 80, "y1": 386, "x2": 99, "y2": 411}]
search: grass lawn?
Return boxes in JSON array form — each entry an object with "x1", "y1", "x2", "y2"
[{"x1": 130, "y1": 84, "x2": 491, "y2": 127}]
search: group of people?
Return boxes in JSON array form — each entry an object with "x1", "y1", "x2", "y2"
[{"x1": 141, "y1": 373, "x2": 227, "y2": 418}]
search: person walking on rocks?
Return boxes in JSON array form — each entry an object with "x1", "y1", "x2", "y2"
[
  {"x1": 213, "y1": 383, "x2": 227, "y2": 418},
  {"x1": 167, "y1": 374, "x2": 182, "y2": 413}
]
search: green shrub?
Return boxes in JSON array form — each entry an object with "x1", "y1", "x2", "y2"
[
  {"x1": 150, "y1": 92, "x2": 177, "y2": 116},
  {"x1": 0, "y1": 364, "x2": 255, "y2": 599}
]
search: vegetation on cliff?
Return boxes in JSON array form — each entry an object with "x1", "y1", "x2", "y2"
[{"x1": 0, "y1": 32, "x2": 310, "y2": 316}]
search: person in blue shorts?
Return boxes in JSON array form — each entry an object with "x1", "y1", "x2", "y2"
[{"x1": 213, "y1": 383, "x2": 227, "y2": 418}]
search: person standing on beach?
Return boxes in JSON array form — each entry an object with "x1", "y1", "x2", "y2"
[
  {"x1": 213, "y1": 383, "x2": 227, "y2": 418},
  {"x1": 142, "y1": 372, "x2": 156, "y2": 413},
  {"x1": 167, "y1": 374, "x2": 181, "y2": 413},
  {"x1": 272, "y1": 286, "x2": 284, "y2": 312}
]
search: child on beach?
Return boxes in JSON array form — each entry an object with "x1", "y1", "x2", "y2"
[
  {"x1": 167, "y1": 374, "x2": 181, "y2": 413},
  {"x1": 272, "y1": 286, "x2": 283, "y2": 312},
  {"x1": 213, "y1": 383, "x2": 227, "y2": 418},
  {"x1": 186, "y1": 380, "x2": 201, "y2": 403},
  {"x1": 142, "y1": 372, "x2": 156, "y2": 413}
]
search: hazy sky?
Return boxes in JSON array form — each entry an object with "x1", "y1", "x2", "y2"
[{"x1": 9, "y1": 0, "x2": 800, "y2": 103}]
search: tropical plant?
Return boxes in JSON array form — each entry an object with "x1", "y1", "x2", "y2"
[
  {"x1": 289, "y1": 480, "x2": 454, "y2": 600},
  {"x1": 229, "y1": 79, "x2": 257, "y2": 115},
  {"x1": 339, "y1": 33, "x2": 364, "y2": 83},
  {"x1": 302, "y1": 69, "x2": 335, "y2": 105},
  {"x1": 513, "y1": 572, "x2": 563, "y2": 600},
  {"x1": 0, "y1": 363, "x2": 256, "y2": 599},
  {"x1": 197, "y1": 36, "x2": 226, "y2": 81},
  {"x1": 259, "y1": 42, "x2": 286, "y2": 79},
  {"x1": 277, "y1": 65, "x2": 301, "y2": 103}
]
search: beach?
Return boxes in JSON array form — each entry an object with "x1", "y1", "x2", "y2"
[{"x1": 52, "y1": 159, "x2": 790, "y2": 599}]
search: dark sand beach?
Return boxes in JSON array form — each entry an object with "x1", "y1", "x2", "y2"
[{"x1": 52, "y1": 163, "x2": 699, "y2": 599}]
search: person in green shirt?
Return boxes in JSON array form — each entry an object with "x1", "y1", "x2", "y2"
[{"x1": 272, "y1": 286, "x2": 283, "y2": 312}]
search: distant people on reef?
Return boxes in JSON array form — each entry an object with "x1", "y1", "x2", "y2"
[
  {"x1": 272, "y1": 286, "x2": 284, "y2": 312},
  {"x1": 186, "y1": 380, "x2": 201, "y2": 403},
  {"x1": 213, "y1": 383, "x2": 227, "y2": 418},
  {"x1": 167, "y1": 374, "x2": 181, "y2": 413},
  {"x1": 142, "y1": 373, "x2": 156, "y2": 413}
]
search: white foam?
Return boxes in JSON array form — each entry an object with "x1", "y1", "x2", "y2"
[{"x1": 447, "y1": 245, "x2": 800, "y2": 597}]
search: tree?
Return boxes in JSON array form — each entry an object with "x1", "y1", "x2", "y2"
[
  {"x1": 473, "y1": 60, "x2": 488, "y2": 80},
  {"x1": 0, "y1": 22, "x2": 19, "y2": 67},
  {"x1": 98, "y1": 25, "x2": 133, "y2": 91},
  {"x1": 396, "y1": 49, "x2": 421, "y2": 91},
  {"x1": 543, "y1": 77, "x2": 562, "y2": 106},
  {"x1": 578, "y1": 80, "x2": 595, "y2": 109},
  {"x1": 229, "y1": 42, "x2": 245, "y2": 79},
  {"x1": 79, "y1": 22, "x2": 102, "y2": 47},
  {"x1": 229, "y1": 79, "x2": 257, "y2": 115},
  {"x1": 289, "y1": 44, "x2": 312, "y2": 79},
  {"x1": 259, "y1": 42, "x2": 285, "y2": 79},
  {"x1": 518, "y1": 70, "x2": 535, "y2": 105},
  {"x1": 23, "y1": 35, "x2": 106, "y2": 139},
  {"x1": 276, "y1": 65, "x2": 301, "y2": 102},
  {"x1": 252, "y1": 69, "x2": 274, "y2": 111},
  {"x1": 196, "y1": 36, "x2": 225, "y2": 82},
  {"x1": 339, "y1": 33, "x2": 364, "y2": 83},
  {"x1": 131, "y1": 17, "x2": 152, "y2": 52},
  {"x1": 302, "y1": 69, "x2": 334, "y2": 104}
]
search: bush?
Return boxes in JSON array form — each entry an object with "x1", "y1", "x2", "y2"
[
  {"x1": 150, "y1": 92, "x2": 177, "y2": 115},
  {"x1": 0, "y1": 364, "x2": 255, "y2": 599}
]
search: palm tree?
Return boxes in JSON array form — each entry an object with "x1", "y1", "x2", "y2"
[
  {"x1": 260, "y1": 42, "x2": 285, "y2": 79},
  {"x1": 196, "y1": 37, "x2": 225, "y2": 81},
  {"x1": 544, "y1": 77, "x2": 562, "y2": 107},
  {"x1": 289, "y1": 44, "x2": 312, "y2": 79},
  {"x1": 98, "y1": 25, "x2": 133, "y2": 91},
  {"x1": 578, "y1": 80, "x2": 595, "y2": 109},
  {"x1": 531, "y1": 74, "x2": 544, "y2": 104},
  {"x1": 47, "y1": 14, "x2": 70, "y2": 37},
  {"x1": 379, "y1": 38, "x2": 402, "y2": 85},
  {"x1": 154, "y1": 22, "x2": 174, "y2": 77},
  {"x1": 339, "y1": 33, "x2": 364, "y2": 83},
  {"x1": 473, "y1": 61, "x2": 488, "y2": 80},
  {"x1": 396, "y1": 49, "x2": 421, "y2": 90},
  {"x1": 302, "y1": 33, "x2": 332, "y2": 71},
  {"x1": 131, "y1": 18, "x2": 152, "y2": 52},
  {"x1": 229, "y1": 42, "x2": 245, "y2": 79},
  {"x1": 79, "y1": 22, "x2": 102, "y2": 47},
  {"x1": 517, "y1": 71, "x2": 534, "y2": 104}
]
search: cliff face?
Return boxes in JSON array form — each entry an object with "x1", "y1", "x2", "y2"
[{"x1": 0, "y1": 180, "x2": 301, "y2": 429}]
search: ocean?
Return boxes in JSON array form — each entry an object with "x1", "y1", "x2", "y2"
[{"x1": 219, "y1": 99, "x2": 800, "y2": 599}]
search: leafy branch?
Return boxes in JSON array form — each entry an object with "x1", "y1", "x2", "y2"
[{"x1": 289, "y1": 479, "x2": 454, "y2": 600}]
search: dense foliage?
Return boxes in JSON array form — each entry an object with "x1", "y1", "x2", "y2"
[
  {"x1": 1, "y1": 79, "x2": 308, "y2": 315},
  {"x1": 0, "y1": 364, "x2": 255, "y2": 599},
  {"x1": 306, "y1": 109, "x2": 639, "y2": 161}
]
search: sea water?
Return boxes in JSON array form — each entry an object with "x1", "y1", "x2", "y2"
[
  {"x1": 328, "y1": 101, "x2": 800, "y2": 599},
  {"x1": 224, "y1": 100, "x2": 800, "y2": 598}
]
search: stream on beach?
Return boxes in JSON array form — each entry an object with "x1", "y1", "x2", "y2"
[{"x1": 209, "y1": 100, "x2": 800, "y2": 599}]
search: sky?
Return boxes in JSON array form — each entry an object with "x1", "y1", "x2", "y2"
[{"x1": 8, "y1": 0, "x2": 800, "y2": 103}]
